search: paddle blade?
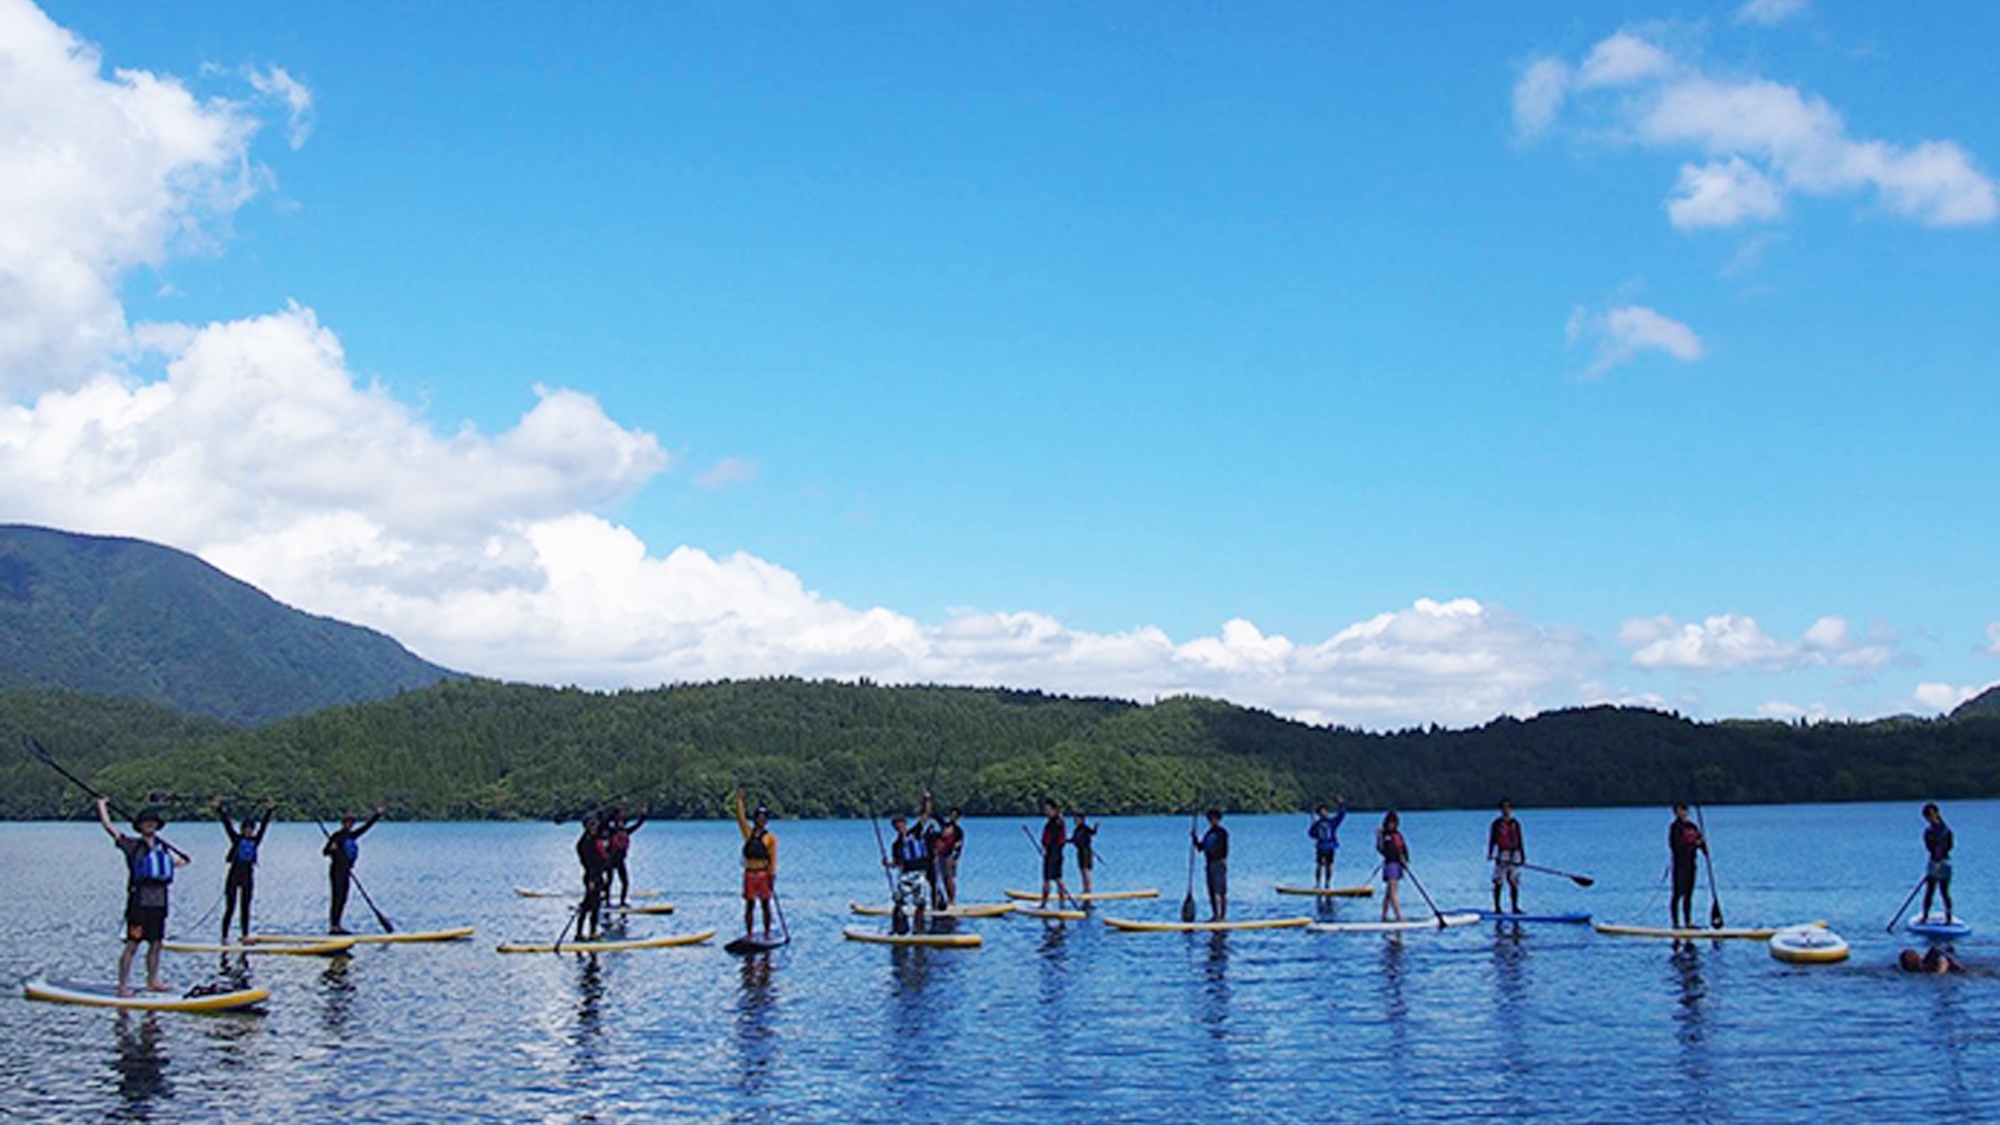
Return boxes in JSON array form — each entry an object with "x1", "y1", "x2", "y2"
[
  {"x1": 1571, "y1": 874, "x2": 1596, "y2": 888},
  {"x1": 1710, "y1": 900, "x2": 1724, "y2": 929},
  {"x1": 1180, "y1": 892, "x2": 1197, "y2": 923}
]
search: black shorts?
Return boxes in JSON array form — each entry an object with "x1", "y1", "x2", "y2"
[
  {"x1": 1671, "y1": 862, "x2": 1698, "y2": 895},
  {"x1": 1042, "y1": 851, "x2": 1064, "y2": 882},
  {"x1": 125, "y1": 903, "x2": 167, "y2": 943}
]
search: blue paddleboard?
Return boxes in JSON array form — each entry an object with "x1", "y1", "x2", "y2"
[{"x1": 1906, "y1": 916, "x2": 1972, "y2": 938}]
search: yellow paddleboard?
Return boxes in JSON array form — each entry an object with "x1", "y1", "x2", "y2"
[
  {"x1": 842, "y1": 927, "x2": 982, "y2": 948},
  {"x1": 1593, "y1": 921, "x2": 1823, "y2": 941},
  {"x1": 1275, "y1": 884, "x2": 1374, "y2": 898},
  {"x1": 848, "y1": 901, "x2": 1016, "y2": 918},
  {"x1": 496, "y1": 930, "x2": 716, "y2": 953},
  {"x1": 250, "y1": 926, "x2": 475, "y2": 945},
  {"x1": 163, "y1": 938, "x2": 357, "y2": 956},
  {"x1": 24, "y1": 979, "x2": 269, "y2": 1013},
  {"x1": 1015, "y1": 906, "x2": 1088, "y2": 920},
  {"x1": 1105, "y1": 916, "x2": 1314, "y2": 933},
  {"x1": 1005, "y1": 888, "x2": 1158, "y2": 902}
]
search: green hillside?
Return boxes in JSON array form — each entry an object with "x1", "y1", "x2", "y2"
[
  {"x1": 5, "y1": 677, "x2": 1990, "y2": 821},
  {"x1": 0, "y1": 524, "x2": 457, "y2": 726}
]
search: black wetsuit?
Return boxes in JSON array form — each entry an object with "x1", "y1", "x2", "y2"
[
  {"x1": 323, "y1": 812, "x2": 380, "y2": 933},
  {"x1": 220, "y1": 807, "x2": 273, "y2": 939}
]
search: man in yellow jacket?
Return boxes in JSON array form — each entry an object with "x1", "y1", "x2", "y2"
[{"x1": 734, "y1": 787, "x2": 778, "y2": 940}]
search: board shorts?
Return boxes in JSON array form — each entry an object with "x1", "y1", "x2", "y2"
[
  {"x1": 1204, "y1": 859, "x2": 1228, "y2": 899},
  {"x1": 1076, "y1": 845, "x2": 1094, "y2": 872},
  {"x1": 1381, "y1": 860, "x2": 1403, "y2": 883},
  {"x1": 1042, "y1": 850, "x2": 1064, "y2": 882},
  {"x1": 742, "y1": 869, "x2": 773, "y2": 902},
  {"x1": 1492, "y1": 856, "x2": 1523, "y2": 887},
  {"x1": 894, "y1": 869, "x2": 928, "y2": 909},
  {"x1": 1928, "y1": 859, "x2": 1953, "y2": 883},
  {"x1": 125, "y1": 903, "x2": 168, "y2": 943}
]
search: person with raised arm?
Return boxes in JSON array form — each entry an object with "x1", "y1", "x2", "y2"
[
  {"x1": 323, "y1": 806, "x2": 384, "y2": 935},
  {"x1": 97, "y1": 797, "x2": 188, "y2": 996},
  {"x1": 1308, "y1": 798, "x2": 1347, "y2": 890},
  {"x1": 734, "y1": 787, "x2": 778, "y2": 940},
  {"x1": 215, "y1": 796, "x2": 276, "y2": 941}
]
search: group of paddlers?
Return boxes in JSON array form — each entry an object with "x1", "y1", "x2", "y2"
[{"x1": 568, "y1": 805, "x2": 648, "y2": 941}]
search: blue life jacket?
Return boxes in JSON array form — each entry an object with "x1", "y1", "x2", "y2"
[
  {"x1": 131, "y1": 840, "x2": 175, "y2": 884},
  {"x1": 894, "y1": 833, "x2": 928, "y2": 871},
  {"x1": 233, "y1": 837, "x2": 258, "y2": 865},
  {"x1": 337, "y1": 835, "x2": 359, "y2": 864}
]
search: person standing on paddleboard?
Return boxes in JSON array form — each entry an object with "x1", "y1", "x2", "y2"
[
  {"x1": 933, "y1": 806, "x2": 966, "y2": 908},
  {"x1": 575, "y1": 815, "x2": 611, "y2": 940},
  {"x1": 916, "y1": 790, "x2": 947, "y2": 910},
  {"x1": 1667, "y1": 804, "x2": 1707, "y2": 930},
  {"x1": 885, "y1": 814, "x2": 930, "y2": 930},
  {"x1": 324, "y1": 806, "x2": 383, "y2": 935},
  {"x1": 1376, "y1": 811, "x2": 1409, "y2": 922},
  {"x1": 1488, "y1": 801, "x2": 1526, "y2": 915},
  {"x1": 1071, "y1": 811, "x2": 1100, "y2": 897},
  {"x1": 733, "y1": 787, "x2": 779, "y2": 939},
  {"x1": 1037, "y1": 798, "x2": 1073, "y2": 908},
  {"x1": 214, "y1": 796, "x2": 275, "y2": 941},
  {"x1": 1922, "y1": 802, "x2": 1955, "y2": 924},
  {"x1": 605, "y1": 805, "x2": 647, "y2": 908},
  {"x1": 96, "y1": 797, "x2": 187, "y2": 996},
  {"x1": 1309, "y1": 798, "x2": 1347, "y2": 891},
  {"x1": 1194, "y1": 808, "x2": 1230, "y2": 921}
]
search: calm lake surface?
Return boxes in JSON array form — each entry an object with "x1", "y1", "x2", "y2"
[{"x1": 3, "y1": 802, "x2": 1996, "y2": 1122}]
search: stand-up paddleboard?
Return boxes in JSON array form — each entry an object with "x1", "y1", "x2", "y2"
[
  {"x1": 1276, "y1": 884, "x2": 1375, "y2": 898},
  {"x1": 1005, "y1": 888, "x2": 1159, "y2": 902},
  {"x1": 24, "y1": 979, "x2": 269, "y2": 1013},
  {"x1": 1475, "y1": 910, "x2": 1592, "y2": 925},
  {"x1": 842, "y1": 927, "x2": 982, "y2": 948},
  {"x1": 724, "y1": 934, "x2": 790, "y2": 955},
  {"x1": 1768, "y1": 926, "x2": 1850, "y2": 964},
  {"x1": 606, "y1": 903, "x2": 676, "y2": 916},
  {"x1": 1105, "y1": 916, "x2": 1313, "y2": 933},
  {"x1": 496, "y1": 930, "x2": 715, "y2": 954},
  {"x1": 848, "y1": 901, "x2": 1016, "y2": 918},
  {"x1": 515, "y1": 887, "x2": 664, "y2": 900},
  {"x1": 1015, "y1": 906, "x2": 1088, "y2": 921},
  {"x1": 1906, "y1": 915, "x2": 1973, "y2": 939},
  {"x1": 1308, "y1": 912, "x2": 1482, "y2": 933},
  {"x1": 1594, "y1": 921, "x2": 1820, "y2": 941},
  {"x1": 250, "y1": 926, "x2": 476, "y2": 945},
  {"x1": 163, "y1": 937, "x2": 358, "y2": 956}
]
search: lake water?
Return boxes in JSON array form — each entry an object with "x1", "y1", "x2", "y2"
[{"x1": 2, "y1": 802, "x2": 1995, "y2": 1122}]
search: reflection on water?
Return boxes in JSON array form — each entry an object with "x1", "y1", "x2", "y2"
[
  {"x1": 110, "y1": 1011, "x2": 172, "y2": 1121},
  {"x1": 318, "y1": 956, "x2": 354, "y2": 1036},
  {"x1": 1669, "y1": 941, "x2": 1719, "y2": 1122},
  {"x1": 1197, "y1": 932, "x2": 1230, "y2": 1035},
  {"x1": 570, "y1": 956, "x2": 606, "y2": 1078},
  {"x1": 731, "y1": 953, "x2": 780, "y2": 1102}
]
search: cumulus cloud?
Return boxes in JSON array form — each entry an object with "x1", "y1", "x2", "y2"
[
  {"x1": 0, "y1": 0, "x2": 266, "y2": 394},
  {"x1": 1621, "y1": 613, "x2": 1903, "y2": 674},
  {"x1": 1914, "y1": 682, "x2": 1981, "y2": 713},
  {"x1": 1567, "y1": 303, "x2": 1705, "y2": 379},
  {"x1": 1983, "y1": 622, "x2": 2000, "y2": 657},
  {"x1": 1518, "y1": 27, "x2": 1997, "y2": 228},
  {"x1": 1734, "y1": 0, "x2": 1811, "y2": 27}
]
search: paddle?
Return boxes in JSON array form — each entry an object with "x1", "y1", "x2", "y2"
[
  {"x1": 1694, "y1": 803, "x2": 1724, "y2": 929},
  {"x1": 1885, "y1": 875, "x2": 1927, "y2": 934},
  {"x1": 27, "y1": 736, "x2": 192, "y2": 861},
  {"x1": 1520, "y1": 862, "x2": 1596, "y2": 888},
  {"x1": 311, "y1": 815, "x2": 395, "y2": 934},
  {"x1": 549, "y1": 897, "x2": 587, "y2": 954},
  {"x1": 1401, "y1": 862, "x2": 1448, "y2": 929},
  {"x1": 1181, "y1": 810, "x2": 1200, "y2": 923},
  {"x1": 870, "y1": 814, "x2": 906, "y2": 933}
]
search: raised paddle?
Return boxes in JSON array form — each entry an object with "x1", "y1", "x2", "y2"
[
  {"x1": 1694, "y1": 803, "x2": 1724, "y2": 929},
  {"x1": 28, "y1": 736, "x2": 191, "y2": 861},
  {"x1": 870, "y1": 814, "x2": 908, "y2": 933},
  {"x1": 1520, "y1": 862, "x2": 1596, "y2": 888},
  {"x1": 1885, "y1": 875, "x2": 1928, "y2": 934},
  {"x1": 312, "y1": 815, "x2": 395, "y2": 934},
  {"x1": 1401, "y1": 861, "x2": 1448, "y2": 929},
  {"x1": 1181, "y1": 810, "x2": 1200, "y2": 923}
]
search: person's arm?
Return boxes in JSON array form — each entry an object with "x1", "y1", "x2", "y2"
[
  {"x1": 1487, "y1": 820, "x2": 1499, "y2": 860},
  {"x1": 95, "y1": 796, "x2": 121, "y2": 841},
  {"x1": 252, "y1": 798, "x2": 276, "y2": 840},
  {"x1": 734, "y1": 789, "x2": 752, "y2": 839},
  {"x1": 215, "y1": 800, "x2": 242, "y2": 844},
  {"x1": 354, "y1": 806, "x2": 385, "y2": 837},
  {"x1": 766, "y1": 831, "x2": 778, "y2": 879},
  {"x1": 625, "y1": 813, "x2": 646, "y2": 833}
]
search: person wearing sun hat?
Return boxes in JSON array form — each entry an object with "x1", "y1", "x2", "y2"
[{"x1": 96, "y1": 797, "x2": 189, "y2": 996}]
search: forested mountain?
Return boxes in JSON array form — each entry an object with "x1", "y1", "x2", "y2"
[
  {"x1": 0, "y1": 524, "x2": 457, "y2": 726},
  {"x1": 1954, "y1": 685, "x2": 2000, "y2": 720},
  {"x1": 9, "y1": 677, "x2": 1998, "y2": 821}
]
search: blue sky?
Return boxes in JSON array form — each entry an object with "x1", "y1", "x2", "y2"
[{"x1": 3, "y1": 0, "x2": 1996, "y2": 727}]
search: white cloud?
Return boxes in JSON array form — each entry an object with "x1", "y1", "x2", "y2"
[
  {"x1": 1734, "y1": 0, "x2": 1811, "y2": 27},
  {"x1": 1512, "y1": 58, "x2": 1571, "y2": 141},
  {"x1": 1526, "y1": 29, "x2": 1997, "y2": 228},
  {"x1": 249, "y1": 66, "x2": 313, "y2": 150},
  {"x1": 1984, "y1": 622, "x2": 2000, "y2": 657},
  {"x1": 0, "y1": 0, "x2": 266, "y2": 395},
  {"x1": 1567, "y1": 303, "x2": 1705, "y2": 378},
  {"x1": 1914, "y1": 682, "x2": 1980, "y2": 713},
  {"x1": 694, "y1": 456, "x2": 759, "y2": 489},
  {"x1": 1621, "y1": 612, "x2": 1903, "y2": 674}
]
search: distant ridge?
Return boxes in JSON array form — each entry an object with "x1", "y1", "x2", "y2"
[
  {"x1": 1954, "y1": 684, "x2": 2000, "y2": 720},
  {"x1": 0, "y1": 524, "x2": 458, "y2": 726}
]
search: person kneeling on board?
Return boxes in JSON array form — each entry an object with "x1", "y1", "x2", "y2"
[
  {"x1": 735, "y1": 787, "x2": 778, "y2": 939},
  {"x1": 885, "y1": 814, "x2": 931, "y2": 932},
  {"x1": 97, "y1": 797, "x2": 188, "y2": 997}
]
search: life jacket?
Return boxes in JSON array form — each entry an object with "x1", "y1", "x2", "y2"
[
  {"x1": 1310, "y1": 816, "x2": 1342, "y2": 848},
  {"x1": 894, "y1": 832, "x2": 928, "y2": 871},
  {"x1": 1926, "y1": 823, "x2": 1953, "y2": 862},
  {"x1": 1492, "y1": 818, "x2": 1523, "y2": 854},
  {"x1": 233, "y1": 837, "x2": 258, "y2": 865},
  {"x1": 1042, "y1": 818, "x2": 1066, "y2": 853},
  {"x1": 131, "y1": 840, "x2": 175, "y2": 884},
  {"x1": 743, "y1": 831, "x2": 773, "y2": 864},
  {"x1": 337, "y1": 835, "x2": 360, "y2": 864},
  {"x1": 934, "y1": 824, "x2": 962, "y2": 854},
  {"x1": 1669, "y1": 821, "x2": 1702, "y2": 860},
  {"x1": 1377, "y1": 829, "x2": 1405, "y2": 863}
]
